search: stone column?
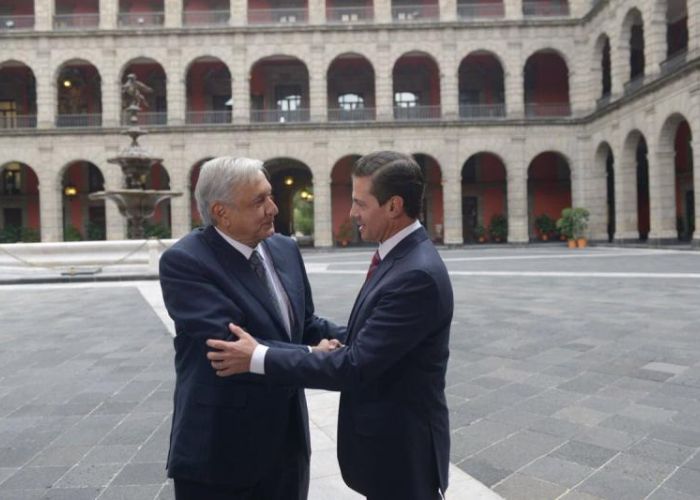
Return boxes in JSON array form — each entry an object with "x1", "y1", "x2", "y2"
[
  {"x1": 230, "y1": 0, "x2": 246, "y2": 26},
  {"x1": 375, "y1": 0, "x2": 392, "y2": 23},
  {"x1": 688, "y1": 0, "x2": 700, "y2": 53},
  {"x1": 647, "y1": 143, "x2": 678, "y2": 241},
  {"x1": 309, "y1": 44, "x2": 327, "y2": 122},
  {"x1": 99, "y1": 0, "x2": 116, "y2": 29},
  {"x1": 101, "y1": 58, "x2": 120, "y2": 128},
  {"x1": 504, "y1": 42, "x2": 523, "y2": 118},
  {"x1": 610, "y1": 34, "x2": 627, "y2": 98},
  {"x1": 439, "y1": 0, "x2": 456, "y2": 22},
  {"x1": 646, "y1": 18, "x2": 667, "y2": 75},
  {"x1": 441, "y1": 41, "x2": 458, "y2": 120},
  {"x1": 169, "y1": 174, "x2": 190, "y2": 239},
  {"x1": 506, "y1": 143, "x2": 528, "y2": 243},
  {"x1": 441, "y1": 139, "x2": 461, "y2": 245},
  {"x1": 231, "y1": 45, "x2": 250, "y2": 124},
  {"x1": 503, "y1": 0, "x2": 523, "y2": 20},
  {"x1": 585, "y1": 147, "x2": 611, "y2": 242},
  {"x1": 164, "y1": 0, "x2": 182, "y2": 28},
  {"x1": 613, "y1": 145, "x2": 639, "y2": 242},
  {"x1": 35, "y1": 55, "x2": 56, "y2": 129},
  {"x1": 693, "y1": 136, "x2": 700, "y2": 247},
  {"x1": 375, "y1": 43, "x2": 393, "y2": 121},
  {"x1": 308, "y1": 0, "x2": 325, "y2": 24},
  {"x1": 38, "y1": 161, "x2": 62, "y2": 242},
  {"x1": 167, "y1": 55, "x2": 185, "y2": 126},
  {"x1": 569, "y1": 38, "x2": 588, "y2": 116},
  {"x1": 313, "y1": 173, "x2": 333, "y2": 248},
  {"x1": 34, "y1": 0, "x2": 53, "y2": 31}
]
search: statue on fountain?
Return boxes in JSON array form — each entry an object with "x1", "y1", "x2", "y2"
[{"x1": 121, "y1": 73, "x2": 152, "y2": 110}]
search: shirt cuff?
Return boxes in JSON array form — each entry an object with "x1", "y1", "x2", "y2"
[
  {"x1": 250, "y1": 344, "x2": 269, "y2": 375},
  {"x1": 308, "y1": 346, "x2": 313, "y2": 353}
]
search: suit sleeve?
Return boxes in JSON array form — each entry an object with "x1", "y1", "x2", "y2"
[{"x1": 265, "y1": 269, "x2": 441, "y2": 390}]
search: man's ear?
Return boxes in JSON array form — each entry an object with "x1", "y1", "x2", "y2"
[
  {"x1": 212, "y1": 202, "x2": 227, "y2": 225},
  {"x1": 388, "y1": 196, "x2": 404, "y2": 218}
]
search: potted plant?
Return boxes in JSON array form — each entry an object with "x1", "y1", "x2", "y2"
[
  {"x1": 335, "y1": 218, "x2": 354, "y2": 247},
  {"x1": 488, "y1": 214, "x2": 508, "y2": 243},
  {"x1": 474, "y1": 224, "x2": 486, "y2": 243},
  {"x1": 534, "y1": 214, "x2": 556, "y2": 241},
  {"x1": 557, "y1": 207, "x2": 590, "y2": 248}
]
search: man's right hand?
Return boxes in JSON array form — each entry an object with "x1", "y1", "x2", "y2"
[{"x1": 312, "y1": 338, "x2": 344, "y2": 353}]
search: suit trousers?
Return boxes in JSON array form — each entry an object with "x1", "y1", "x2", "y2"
[{"x1": 174, "y1": 397, "x2": 309, "y2": 500}]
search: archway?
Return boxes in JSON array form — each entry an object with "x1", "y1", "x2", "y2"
[
  {"x1": 250, "y1": 56, "x2": 310, "y2": 122},
  {"x1": 56, "y1": 59, "x2": 102, "y2": 127},
  {"x1": 393, "y1": 52, "x2": 441, "y2": 120},
  {"x1": 61, "y1": 161, "x2": 105, "y2": 241},
  {"x1": 0, "y1": 162, "x2": 40, "y2": 242},
  {"x1": 331, "y1": 155, "x2": 361, "y2": 246},
  {"x1": 0, "y1": 60, "x2": 37, "y2": 129},
  {"x1": 327, "y1": 54, "x2": 375, "y2": 121},
  {"x1": 186, "y1": 56, "x2": 232, "y2": 124},
  {"x1": 524, "y1": 50, "x2": 570, "y2": 117},
  {"x1": 264, "y1": 158, "x2": 314, "y2": 245},
  {"x1": 527, "y1": 152, "x2": 571, "y2": 240},
  {"x1": 122, "y1": 58, "x2": 167, "y2": 125},
  {"x1": 413, "y1": 154, "x2": 443, "y2": 242},
  {"x1": 461, "y1": 153, "x2": 507, "y2": 243},
  {"x1": 458, "y1": 51, "x2": 505, "y2": 118}
]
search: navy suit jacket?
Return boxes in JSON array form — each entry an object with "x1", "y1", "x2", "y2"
[
  {"x1": 264, "y1": 227, "x2": 453, "y2": 498},
  {"x1": 159, "y1": 226, "x2": 339, "y2": 487}
]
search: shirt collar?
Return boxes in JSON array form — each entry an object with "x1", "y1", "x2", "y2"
[
  {"x1": 377, "y1": 220, "x2": 422, "y2": 260},
  {"x1": 214, "y1": 226, "x2": 266, "y2": 261}
]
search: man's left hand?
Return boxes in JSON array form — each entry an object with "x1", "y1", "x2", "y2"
[{"x1": 206, "y1": 323, "x2": 258, "y2": 377}]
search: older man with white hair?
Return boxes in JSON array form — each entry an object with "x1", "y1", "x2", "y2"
[{"x1": 159, "y1": 156, "x2": 342, "y2": 500}]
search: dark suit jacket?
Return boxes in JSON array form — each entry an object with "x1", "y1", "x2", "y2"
[
  {"x1": 264, "y1": 227, "x2": 453, "y2": 498},
  {"x1": 159, "y1": 226, "x2": 339, "y2": 488}
]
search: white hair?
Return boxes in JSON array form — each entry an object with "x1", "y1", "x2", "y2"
[{"x1": 194, "y1": 157, "x2": 266, "y2": 226}]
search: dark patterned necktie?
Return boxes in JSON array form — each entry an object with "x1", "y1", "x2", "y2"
[
  {"x1": 250, "y1": 250, "x2": 287, "y2": 332},
  {"x1": 365, "y1": 250, "x2": 381, "y2": 282}
]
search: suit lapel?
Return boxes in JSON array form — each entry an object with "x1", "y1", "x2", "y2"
[
  {"x1": 202, "y1": 227, "x2": 289, "y2": 340},
  {"x1": 262, "y1": 239, "x2": 302, "y2": 342},
  {"x1": 345, "y1": 227, "x2": 430, "y2": 343}
]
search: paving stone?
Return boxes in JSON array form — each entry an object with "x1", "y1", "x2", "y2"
[
  {"x1": 662, "y1": 467, "x2": 700, "y2": 497},
  {"x1": 604, "y1": 453, "x2": 676, "y2": 483},
  {"x1": 54, "y1": 463, "x2": 122, "y2": 488},
  {"x1": 493, "y1": 473, "x2": 567, "y2": 500},
  {"x1": 470, "y1": 430, "x2": 565, "y2": 472},
  {"x1": 576, "y1": 470, "x2": 658, "y2": 500},
  {"x1": 554, "y1": 406, "x2": 610, "y2": 426},
  {"x1": 551, "y1": 441, "x2": 618, "y2": 468},
  {"x1": 521, "y1": 455, "x2": 594, "y2": 488},
  {"x1": 0, "y1": 465, "x2": 70, "y2": 490},
  {"x1": 43, "y1": 488, "x2": 102, "y2": 500},
  {"x1": 111, "y1": 462, "x2": 166, "y2": 486},
  {"x1": 99, "y1": 484, "x2": 163, "y2": 500},
  {"x1": 573, "y1": 426, "x2": 643, "y2": 452},
  {"x1": 627, "y1": 437, "x2": 696, "y2": 466},
  {"x1": 81, "y1": 445, "x2": 139, "y2": 465},
  {"x1": 647, "y1": 486, "x2": 699, "y2": 500},
  {"x1": 28, "y1": 446, "x2": 91, "y2": 467},
  {"x1": 457, "y1": 458, "x2": 512, "y2": 488}
]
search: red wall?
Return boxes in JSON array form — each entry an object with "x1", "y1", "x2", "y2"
[
  {"x1": 394, "y1": 56, "x2": 441, "y2": 106},
  {"x1": 25, "y1": 166, "x2": 40, "y2": 230},
  {"x1": 529, "y1": 152, "x2": 571, "y2": 226},
  {"x1": 331, "y1": 156, "x2": 355, "y2": 241},
  {"x1": 0, "y1": 66, "x2": 34, "y2": 114},
  {"x1": 526, "y1": 52, "x2": 569, "y2": 106},
  {"x1": 187, "y1": 61, "x2": 229, "y2": 111},
  {"x1": 120, "y1": 0, "x2": 162, "y2": 13},
  {"x1": 480, "y1": 154, "x2": 507, "y2": 225},
  {"x1": 675, "y1": 120, "x2": 693, "y2": 217}
]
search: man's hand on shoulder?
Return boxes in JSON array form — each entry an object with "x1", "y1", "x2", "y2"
[{"x1": 206, "y1": 323, "x2": 258, "y2": 376}]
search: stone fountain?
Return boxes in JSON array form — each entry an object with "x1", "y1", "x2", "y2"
[{"x1": 89, "y1": 74, "x2": 182, "y2": 239}]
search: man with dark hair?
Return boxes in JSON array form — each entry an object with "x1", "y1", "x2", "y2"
[
  {"x1": 207, "y1": 151, "x2": 454, "y2": 499},
  {"x1": 159, "y1": 157, "x2": 341, "y2": 500}
]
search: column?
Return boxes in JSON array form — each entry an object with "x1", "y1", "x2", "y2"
[
  {"x1": 169, "y1": 175, "x2": 190, "y2": 239},
  {"x1": 613, "y1": 145, "x2": 639, "y2": 242},
  {"x1": 309, "y1": 45, "x2": 327, "y2": 122},
  {"x1": 645, "y1": 18, "x2": 667, "y2": 75},
  {"x1": 99, "y1": 0, "x2": 116, "y2": 29},
  {"x1": 610, "y1": 34, "x2": 627, "y2": 97},
  {"x1": 503, "y1": 0, "x2": 523, "y2": 20},
  {"x1": 504, "y1": 43, "x2": 523, "y2": 118},
  {"x1": 34, "y1": 0, "x2": 53, "y2": 30},
  {"x1": 231, "y1": 47, "x2": 250, "y2": 124},
  {"x1": 569, "y1": 38, "x2": 589, "y2": 116},
  {"x1": 313, "y1": 175, "x2": 333, "y2": 248},
  {"x1": 585, "y1": 149, "x2": 610, "y2": 242},
  {"x1": 375, "y1": 0, "x2": 392, "y2": 23},
  {"x1": 101, "y1": 167, "x2": 126, "y2": 240},
  {"x1": 167, "y1": 57, "x2": 185, "y2": 126},
  {"x1": 441, "y1": 140, "x2": 461, "y2": 245},
  {"x1": 308, "y1": 0, "x2": 325, "y2": 24},
  {"x1": 35, "y1": 56, "x2": 56, "y2": 129},
  {"x1": 440, "y1": 42, "x2": 458, "y2": 119},
  {"x1": 439, "y1": 0, "x2": 456, "y2": 22},
  {"x1": 375, "y1": 43, "x2": 393, "y2": 121},
  {"x1": 101, "y1": 61, "x2": 120, "y2": 128},
  {"x1": 38, "y1": 166, "x2": 61, "y2": 243},
  {"x1": 164, "y1": 0, "x2": 182, "y2": 28},
  {"x1": 568, "y1": 1, "x2": 590, "y2": 18},
  {"x1": 507, "y1": 164, "x2": 530, "y2": 243},
  {"x1": 688, "y1": 0, "x2": 700, "y2": 53},
  {"x1": 647, "y1": 144, "x2": 678, "y2": 241},
  {"x1": 230, "y1": 0, "x2": 247, "y2": 26}
]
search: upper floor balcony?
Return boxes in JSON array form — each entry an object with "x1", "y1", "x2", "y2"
[
  {"x1": 457, "y1": 0, "x2": 504, "y2": 20},
  {"x1": 522, "y1": 0, "x2": 569, "y2": 17},
  {"x1": 183, "y1": 0, "x2": 230, "y2": 26},
  {"x1": 0, "y1": 0, "x2": 34, "y2": 30},
  {"x1": 326, "y1": 0, "x2": 374, "y2": 24},
  {"x1": 248, "y1": 0, "x2": 308, "y2": 25},
  {"x1": 54, "y1": 0, "x2": 98, "y2": 30},
  {"x1": 391, "y1": 1, "x2": 439, "y2": 22}
]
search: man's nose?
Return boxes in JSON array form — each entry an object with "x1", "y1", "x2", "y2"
[{"x1": 267, "y1": 198, "x2": 279, "y2": 216}]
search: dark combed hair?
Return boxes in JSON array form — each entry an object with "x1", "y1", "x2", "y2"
[{"x1": 352, "y1": 151, "x2": 425, "y2": 219}]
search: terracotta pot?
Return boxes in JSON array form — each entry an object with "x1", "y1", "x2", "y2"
[
  {"x1": 577, "y1": 238, "x2": 587, "y2": 248},
  {"x1": 541, "y1": 234, "x2": 549, "y2": 241},
  {"x1": 567, "y1": 239, "x2": 577, "y2": 249}
]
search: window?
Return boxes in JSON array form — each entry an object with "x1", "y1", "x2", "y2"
[
  {"x1": 2, "y1": 163, "x2": 21, "y2": 195},
  {"x1": 276, "y1": 85, "x2": 302, "y2": 111},
  {"x1": 394, "y1": 91, "x2": 419, "y2": 107},
  {"x1": 338, "y1": 93, "x2": 364, "y2": 110}
]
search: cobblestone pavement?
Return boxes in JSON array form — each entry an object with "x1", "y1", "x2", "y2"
[{"x1": 0, "y1": 245, "x2": 699, "y2": 499}]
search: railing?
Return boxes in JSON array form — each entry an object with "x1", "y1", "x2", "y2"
[
  {"x1": 53, "y1": 13, "x2": 99, "y2": 29},
  {"x1": 522, "y1": 1, "x2": 569, "y2": 17},
  {"x1": 121, "y1": 112, "x2": 168, "y2": 126},
  {"x1": 248, "y1": 8, "x2": 308, "y2": 25},
  {"x1": 393, "y1": 105, "x2": 441, "y2": 120},
  {"x1": 182, "y1": 10, "x2": 230, "y2": 26},
  {"x1": 250, "y1": 108, "x2": 310, "y2": 123},
  {"x1": 623, "y1": 75, "x2": 645, "y2": 94},
  {"x1": 185, "y1": 110, "x2": 232, "y2": 125},
  {"x1": 117, "y1": 12, "x2": 165, "y2": 27},
  {"x1": 56, "y1": 114, "x2": 103, "y2": 127},
  {"x1": 326, "y1": 6, "x2": 374, "y2": 24},
  {"x1": 661, "y1": 50, "x2": 687, "y2": 75},
  {"x1": 459, "y1": 103, "x2": 506, "y2": 119},
  {"x1": 524, "y1": 102, "x2": 571, "y2": 117},
  {"x1": 0, "y1": 115, "x2": 37, "y2": 129},
  {"x1": 595, "y1": 94, "x2": 611, "y2": 109},
  {"x1": 391, "y1": 4, "x2": 440, "y2": 21},
  {"x1": 457, "y1": 2, "x2": 505, "y2": 19},
  {"x1": 0, "y1": 15, "x2": 35, "y2": 30},
  {"x1": 328, "y1": 107, "x2": 376, "y2": 122}
]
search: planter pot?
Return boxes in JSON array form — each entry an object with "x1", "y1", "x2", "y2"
[
  {"x1": 577, "y1": 238, "x2": 587, "y2": 248},
  {"x1": 478, "y1": 236, "x2": 485, "y2": 243},
  {"x1": 567, "y1": 239, "x2": 577, "y2": 249},
  {"x1": 541, "y1": 234, "x2": 549, "y2": 241}
]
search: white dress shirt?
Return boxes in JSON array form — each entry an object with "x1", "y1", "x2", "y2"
[{"x1": 250, "y1": 220, "x2": 423, "y2": 375}]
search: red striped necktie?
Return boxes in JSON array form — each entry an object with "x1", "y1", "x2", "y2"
[{"x1": 365, "y1": 250, "x2": 381, "y2": 282}]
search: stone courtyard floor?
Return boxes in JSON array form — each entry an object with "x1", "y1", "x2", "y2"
[{"x1": 1, "y1": 244, "x2": 699, "y2": 499}]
